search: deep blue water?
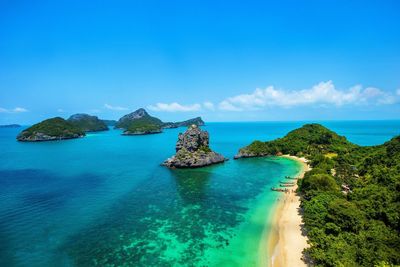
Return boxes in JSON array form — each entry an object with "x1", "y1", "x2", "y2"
[{"x1": 0, "y1": 121, "x2": 399, "y2": 266}]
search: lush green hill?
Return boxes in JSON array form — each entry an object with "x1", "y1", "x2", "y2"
[
  {"x1": 115, "y1": 108, "x2": 163, "y2": 130},
  {"x1": 235, "y1": 123, "x2": 356, "y2": 158},
  {"x1": 123, "y1": 119, "x2": 162, "y2": 135},
  {"x1": 67, "y1": 114, "x2": 108, "y2": 132},
  {"x1": 236, "y1": 124, "x2": 400, "y2": 266},
  {"x1": 17, "y1": 117, "x2": 85, "y2": 141},
  {"x1": 116, "y1": 109, "x2": 205, "y2": 135}
]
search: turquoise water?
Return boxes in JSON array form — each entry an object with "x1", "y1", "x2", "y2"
[{"x1": 0, "y1": 121, "x2": 399, "y2": 266}]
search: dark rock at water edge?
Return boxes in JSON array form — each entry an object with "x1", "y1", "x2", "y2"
[{"x1": 163, "y1": 125, "x2": 227, "y2": 168}]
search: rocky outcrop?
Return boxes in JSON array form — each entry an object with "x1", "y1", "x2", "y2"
[
  {"x1": 163, "y1": 125, "x2": 227, "y2": 168},
  {"x1": 17, "y1": 117, "x2": 85, "y2": 142}
]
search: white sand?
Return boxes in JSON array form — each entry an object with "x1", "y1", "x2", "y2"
[{"x1": 266, "y1": 155, "x2": 310, "y2": 267}]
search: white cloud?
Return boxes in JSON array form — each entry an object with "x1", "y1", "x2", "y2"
[
  {"x1": 57, "y1": 108, "x2": 65, "y2": 113},
  {"x1": 0, "y1": 107, "x2": 28, "y2": 113},
  {"x1": 218, "y1": 100, "x2": 243, "y2": 111},
  {"x1": 148, "y1": 102, "x2": 202, "y2": 112},
  {"x1": 218, "y1": 81, "x2": 397, "y2": 111},
  {"x1": 396, "y1": 88, "x2": 400, "y2": 96},
  {"x1": 203, "y1": 101, "x2": 215, "y2": 111},
  {"x1": 104, "y1": 104, "x2": 129, "y2": 111},
  {"x1": 13, "y1": 107, "x2": 28, "y2": 112}
]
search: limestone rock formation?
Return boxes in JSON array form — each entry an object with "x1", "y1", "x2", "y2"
[{"x1": 163, "y1": 125, "x2": 227, "y2": 168}]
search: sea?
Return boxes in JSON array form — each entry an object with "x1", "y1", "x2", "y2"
[{"x1": 0, "y1": 121, "x2": 399, "y2": 266}]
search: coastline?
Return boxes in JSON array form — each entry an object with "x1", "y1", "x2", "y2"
[{"x1": 263, "y1": 155, "x2": 310, "y2": 267}]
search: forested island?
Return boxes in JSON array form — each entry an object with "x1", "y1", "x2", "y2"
[
  {"x1": 0, "y1": 124, "x2": 21, "y2": 128},
  {"x1": 115, "y1": 108, "x2": 205, "y2": 135},
  {"x1": 16, "y1": 117, "x2": 85, "y2": 142},
  {"x1": 15, "y1": 108, "x2": 206, "y2": 140},
  {"x1": 236, "y1": 124, "x2": 400, "y2": 266},
  {"x1": 67, "y1": 113, "x2": 108, "y2": 132}
]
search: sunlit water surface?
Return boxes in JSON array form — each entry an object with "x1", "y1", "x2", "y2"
[{"x1": 0, "y1": 121, "x2": 398, "y2": 266}]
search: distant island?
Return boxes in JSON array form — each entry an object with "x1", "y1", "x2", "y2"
[
  {"x1": 163, "y1": 117, "x2": 205, "y2": 129},
  {"x1": 115, "y1": 108, "x2": 163, "y2": 135},
  {"x1": 0, "y1": 124, "x2": 21, "y2": 128},
  {"x1": 15, "y1": 108, "x2": 206, "y2": 140},
  {"x1": 163, "y1": 124, "x2": 226, "y2": 168},
  {"x1": 67, "y1": 113, "x2": 108, "y2": 132},
  {"x1": 115, "y1": 108, "x2": 205, "y2": 135},
  {"x1": 102, "y1": 119, "x2": 117, "y2": 127},
  {"x1": 16, "y1": 117, "x2": 85, "y2": 142},
  {"x1": 236, "y1": 124, "x2": 400, "y2": 266}
]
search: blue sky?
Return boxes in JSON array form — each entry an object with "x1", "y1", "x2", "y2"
[{"x1": 0, "y1": 0, "x2": 399, "y2": 124}]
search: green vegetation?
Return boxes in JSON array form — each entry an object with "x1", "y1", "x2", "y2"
[
  {"x1": 115, "y1": 109, "x2": 163, "y2": 130},
  {"x1": 67, "y1": 114, "x2": 108, "y2": 132},
  {"x1": 239, "y1": 124, "x2": 400, "y2": 266},
  {"x1": 17, "y1": 117, "x2": 85, "y2": 140},
  {"x1": 124, "y1": 119, "x2": 162, "y2": 134},
  {"x1": 238, "y1": 123, "x2": 356, "y2": 157},
  {"x1": 163, "y1": 117, "x2": 205, "y2": 128}
]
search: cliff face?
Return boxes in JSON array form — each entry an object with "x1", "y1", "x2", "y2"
[{"x1": 163, "y1": 125, "x2": 227, "y2": 168}]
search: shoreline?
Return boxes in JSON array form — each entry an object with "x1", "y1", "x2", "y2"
[{"x1": 263, "y1": 155, "x2": 310, "y2": 267}]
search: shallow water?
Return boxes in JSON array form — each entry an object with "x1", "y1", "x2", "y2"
[{"x1": 0, "y1": 121, "x2": 398, "y2": 266}]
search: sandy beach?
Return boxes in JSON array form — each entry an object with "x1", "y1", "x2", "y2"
[{"x1": 265, "y1": 155, "x2": 310, "y2": 267}]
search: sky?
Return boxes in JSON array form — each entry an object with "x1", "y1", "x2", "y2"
[{"x1": 0, "y1": 0, "x2": 400, "y2": 124}]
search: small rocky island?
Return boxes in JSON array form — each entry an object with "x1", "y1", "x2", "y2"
[
  {"x1": 67, "y1": 113, "x2": 108, "y2": 132},
  {"x1": 163, "y1": 125, "x2": 227, "y2": 168},
  {"x1": 17, "y1": 117, "x2": 85, "y2": 142}
]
